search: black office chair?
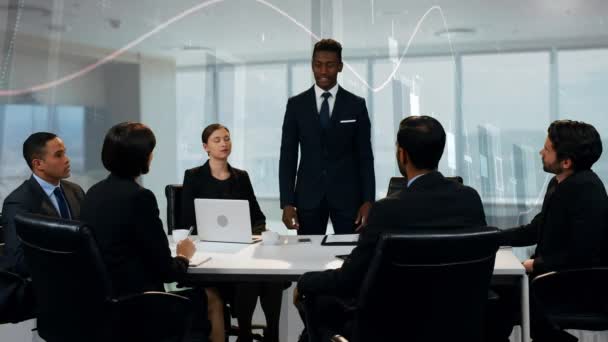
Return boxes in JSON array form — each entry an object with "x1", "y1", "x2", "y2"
[
  {"x1": 0, "y1": 270, "x2": 35, "y2": 324},
  {"x1": 386, "y1": 176, "x2": 463, "y2": 196},
  {"x1": 0, "y1": 211, "x2": 4, "y2": 256},
  {"x1": 15, "y1": 212, "x2": 194, "y2": 342},
  {"x1": 326, "y1": 227, "x2": 499, "y2": 342},
  {"x1": 165, "y1": 184, "x2": 185, "y2": 235},
  {"x1": 165, "y1": 184, "x2": 265, "y2": 341},
  {"x1": 531, "y1": 267, "x2": 608, "y2": 332},
  {"x1": 1, "y1": 212, "x2": 36, "y2": 325}
]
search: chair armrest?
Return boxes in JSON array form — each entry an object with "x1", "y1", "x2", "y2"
[
  {"x1": 531, "y1": 268, "x2": 608, "y2": 318},
  {"x1": 109, "y1": 291, "x2": 194, "y2": 341},
  {"x1": 0, "y1": 270, "x2": 33, "y2": 323},
  {"x1": 112, "y1": 290, "x2": 190, "y2": 304},
  {"x1": 111, "y1": 291, "x2": 193, "y2": 318},
  {"x1": 0, "y1": 269, "x2": 26, "y2": 283},
  {"x1": 331, "y1": 335, "x2": 349, "y2": 342},
  {"x1": 487, "y1": 289, "x2": 500, "y2": 301}
]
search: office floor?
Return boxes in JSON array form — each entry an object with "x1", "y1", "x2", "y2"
[{"x1": 1, "y1": 319, "x2": 607, "y2": 341}]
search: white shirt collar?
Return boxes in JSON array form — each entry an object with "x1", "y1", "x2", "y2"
[
  {"x1": 314, "y1": 83, "x2": 339, "y2": 100},
  {"x1": 32, "y1": 173, "x2": 61, "y2": 197},
  {"x1": 407, "y1": 174, "x2": 424, "y2": 188}
]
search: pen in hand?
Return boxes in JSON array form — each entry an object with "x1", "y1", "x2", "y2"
[
  {"x1": 176, "y1": 226, "x2": 196, "y2": 260},
  {"x1": 187, "y1": 226, "x2": 194, "y2": 238}
]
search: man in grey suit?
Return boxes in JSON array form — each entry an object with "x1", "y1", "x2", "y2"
[{"x1": 2, "y1": 132, "x2": 85, "y2": 276}]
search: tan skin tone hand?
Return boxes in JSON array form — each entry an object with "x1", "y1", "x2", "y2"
[
  {"x1": 523, "y1": 259, "x2": 534, "y2": 273},
  {"x1": 176, "y1": 238, "x2": 195, "y2": 260}
]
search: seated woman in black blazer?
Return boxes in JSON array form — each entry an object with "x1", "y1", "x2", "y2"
[
  {"x1": 182, "y1": 124, "x2": 284, "y2": 342},
  {"x1": 80, "y1": 122, "x2": 225, "y2": 342}
]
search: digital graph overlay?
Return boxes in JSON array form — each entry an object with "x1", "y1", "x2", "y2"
[{"x1": 0, "y1": 0, "x2": 455, "y2": 96}]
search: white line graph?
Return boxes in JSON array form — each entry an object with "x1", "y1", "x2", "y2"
[{"x1": 0, "y1": 0, "x2": 456, "y2": 96}]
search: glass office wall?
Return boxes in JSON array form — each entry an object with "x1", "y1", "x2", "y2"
[
  {"x1": 372, "y1": 57, "x2": 455, "y2": 197},
  {"x1": 559, "y1": 49, "x2": 608, "y2": 184},
  {"x1": 462, "y1": 52, "x2": 550, "y2": 225},
  {"x1": 2, "y1": 0, "x2": 608, "y2": 230}
]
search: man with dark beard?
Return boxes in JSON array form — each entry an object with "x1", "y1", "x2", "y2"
[{"x1": 487, "y1": 120, "x2": 608, "y2": 342}]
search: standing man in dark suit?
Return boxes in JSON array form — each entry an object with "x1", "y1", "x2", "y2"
[
  {"x1": 293, "y1": 116, "x2": 487, "y2": 340},
  {"x1": 279, "y1": 39, "x2": 375, "y2": 234},
  {"x1": 2, "y1": 132, "x2": 85, "y2": 276},
  {"x1": 1, "y1": 132, "x2": 84, "y2": 321},
  {"x1": 487, "y1": 120, "x2": 608, "y2": 342}
]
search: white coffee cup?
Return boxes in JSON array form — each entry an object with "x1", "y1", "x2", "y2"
[
  {"x1": 261, "y1": 230, "x2": 280, "y2": 245},
  {"x1": 173, "y1": 229, "x2": 190, "y2": 243}
]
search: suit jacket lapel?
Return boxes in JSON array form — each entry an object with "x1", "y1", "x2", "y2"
[
  {"x1": 62, "y1": 183, "x2": 81, "y2": 219},
  {"x1": 27, "y1": 176, "x2": 60, "y2": 218},
  {"x1": 307, "y1": 86, "x2": 320, "y2": 117},
  {"x1": 330, "y1": 86, "x2": 344, "y2": 126}
]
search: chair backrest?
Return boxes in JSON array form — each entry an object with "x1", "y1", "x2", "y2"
[
  {"x1": 353, "y1": 227, "x2": 499, "y2": 342},
  {"x1": 110, "y1": 291, "x2": 194, "y2": 342},
  {"x1": 0, "y1": 212, "x2": 4, "y2": 255},
  {"x1": 165, "y1": 184, "x2": 184, "y2": 235},
  {"x1": 15, "y1": 213, "x2": 111, "y2": 341},
  {"x1": 386, "y1": 176, "x2": 464, "y2": 196},
  {"x1": 15, "y1": 213, "x2": 195, "y2": 342},
  {"x1": 531, "y1": 268, "x2": 608, "y2": 331}
]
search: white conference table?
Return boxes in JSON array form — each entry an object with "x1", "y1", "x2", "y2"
[{"x1": 179, "y1": 235, "x2": 530, "y2": 342}]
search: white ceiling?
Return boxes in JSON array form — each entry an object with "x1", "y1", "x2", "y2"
[{"x1": 2, "y1": 0, "x2": 608, "y2": 64}]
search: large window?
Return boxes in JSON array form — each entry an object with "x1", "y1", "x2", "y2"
[
  {"x1": 291, "y1": 62, "x2": 313, "y2": 97},
  {"x1": 0, "y1": 105, "x2": 88, "y2": 197},
  {"x1": 2, "y1": 1, "x2": 608, "y2": 237},
  {"x1": 0, "y1": 105, "x2": 50, "y2": 180},
  {"x1": 216, "y1": 64, "x2": 288, "y2": 198},
  {"x1": 372, "y1": 57, "x2": 455, "y2": 197},
  {"x1": 559, "y1": 49, "x2": 608, "y2": 184},
  {"x1": 462, "y1": 52, "x2": 550, "y2": 225},
  {"x1": 176, "y1": 69, "x2": 213, "y2": 175}
]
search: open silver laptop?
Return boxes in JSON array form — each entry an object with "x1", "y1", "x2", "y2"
[{"x1": 194, "y1": 198, "x2": 258, "y2": 243}]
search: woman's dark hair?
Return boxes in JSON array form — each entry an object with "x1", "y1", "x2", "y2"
[
  {"x1": 397, "y1": 115, "x2": 446, "y2": 170},
  {"x1": 201, "y1": 123, "x2": 230, "y2": 144},
  {"x1": 548, "y1": 119, "x2": 602, "y2": 171},
  {"x1": 102, "y1": 122, "x2": 156, "y2": 178},
  {"x1": 312, "y1": 39, "x2": 342, "y2": 62}
]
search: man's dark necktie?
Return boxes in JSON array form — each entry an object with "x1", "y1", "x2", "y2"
[
  {"x1": 53, "y1": 187, "x2": 71, "y2": 219},
  {"x1": 319, "y1": 92, "x2": 331, "y2": 129}
]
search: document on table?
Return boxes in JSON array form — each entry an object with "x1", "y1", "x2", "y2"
[
  {"x1": 189, "y1": 253, "x2": 212, "y2": 266},
  {"x1": 322, "y1": 234, "x2": 359, "y2": 245}
]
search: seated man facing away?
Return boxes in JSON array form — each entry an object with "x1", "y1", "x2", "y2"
[
  {"x1": 293, "y1": 115, "x2": 487, "y2": 341},
  {"x1": 487, "y1": 120, "x2": 608, "y2": 342},
  {"x1": 1, "y1": 132, "x2": 85, "y2": 321}
]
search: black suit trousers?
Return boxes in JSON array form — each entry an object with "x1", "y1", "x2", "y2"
[
  {"x1": 297, "y1": 197, "x2": 357, "y2": 235},
  {"x1": 299, "y1": 295, "x2": 355, "y2": 341},
  {"x1": 485, "y1": 281, "x2": 578, "y2": 342}
]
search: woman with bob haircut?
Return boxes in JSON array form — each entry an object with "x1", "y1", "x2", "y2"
[
  {"x1": 80, "y1": 122, "x2": 225, "y2": 342},
  {"x1": 181, "y1": 123, "x2": 284, "y2": 342}
]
